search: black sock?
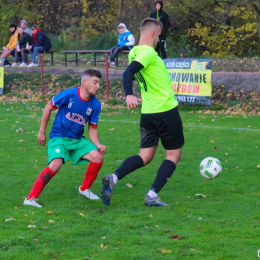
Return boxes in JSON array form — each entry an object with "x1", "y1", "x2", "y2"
[
  {"x1": 114, "y1": 155, "x2": 144, "y2": 180},
  {"x1": 151, "y1": 160, "x2": 176, "y2": 193}
]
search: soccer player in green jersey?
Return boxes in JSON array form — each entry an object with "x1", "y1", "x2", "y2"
[{"x1": 101, "y1": 17, "x2": 184, "y2": 207}]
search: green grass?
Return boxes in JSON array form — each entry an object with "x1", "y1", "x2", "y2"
[{"x1": 0, "y1": 102, "x2": 260, "y2": 259}]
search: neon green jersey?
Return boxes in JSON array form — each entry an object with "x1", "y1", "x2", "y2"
[{"x1": 128, "y1": 45, "x2": 178, "y2": 113}]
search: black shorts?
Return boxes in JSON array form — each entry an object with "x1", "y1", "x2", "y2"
[{"x1": 140, "y1": 106, "x2": 184, "y2": 150}]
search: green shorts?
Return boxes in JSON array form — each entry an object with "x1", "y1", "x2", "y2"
[{"x1": 48, "y1": 137, "x2": 97, "y2": 166}]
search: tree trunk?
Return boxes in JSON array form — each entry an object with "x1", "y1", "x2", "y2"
[
  {"x1": 118, "y1": 0, "x2": 123, "y2": 18},
  {"x1": 252, "y1": 2, "x2": 260, "y2": 39}
]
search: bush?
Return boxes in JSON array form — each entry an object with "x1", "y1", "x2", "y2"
[{"x1": 49, "y1": 28, "x2": 118, "y2": 51}]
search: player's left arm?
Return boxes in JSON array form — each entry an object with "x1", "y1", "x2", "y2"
[{"x1": 88, "y1": 125, "x2": 106, "y2": 154}]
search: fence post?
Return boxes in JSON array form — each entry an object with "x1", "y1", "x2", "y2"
[
  {"x1": 41, "y1": 53, "x2": 44, "y2": 95},
  {"x1": 105, "y1": 53, "x2": 109, "y2": 101}
]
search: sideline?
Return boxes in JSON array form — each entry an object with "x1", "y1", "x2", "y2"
[{"x1": 2, "y1": 114, "x2": 260, "y2": 132}]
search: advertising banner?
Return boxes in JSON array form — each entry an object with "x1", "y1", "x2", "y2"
[{"x1": 164, "y1": 58, "x2": 212, "y2": 105}]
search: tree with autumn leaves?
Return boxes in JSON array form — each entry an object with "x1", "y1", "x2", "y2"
[{"x1": 1, "y1": 0, "x2": 260, "y2": 57}]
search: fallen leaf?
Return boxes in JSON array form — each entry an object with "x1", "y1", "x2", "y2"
[
  {"x1": 149, "y1": 214, "x2": 153, "y2": 218},
  {"x1": 170, "y1": 235, "x2": 181, "y2": 240},
  {"x1": 5, "y1": 218, "x2": 16, "y2": 222},
  {"x1": 53, "y1": 252, "x2": 63, "y2": 256},
  {"x1": 162, "y1": 249, "x2": 172, "y2": 252},
  {"x1": 195, "y1": 194, "x2": 207, "y2": 198},
  {"x1": 47, "y1": 211, "x2": 53, "y2": 214},
  {"x1": 211, "y1": 140, "x2": 215, "y2": 143},
  {"x1": 16, "y1": 128, "x2": 25, "y2": 132},
  {"x1": 79, "y1": 213, "x2": 85, "y2": 216},
  {"x1": 192, "y1": 226, "x2": 203, "y2": 230},
  {"x1": 225, "y1": 152, "x2": 228, "y2": 155},
  {"x1": 257, "y1": 165, "x2": 260, "y2": 168},
  {"x1": 125, "y1": 183, "x2": 133, "y2": 188},
  {"x1": 214, "y1": 146, "x2": 219, "y2": 150},
  {"x1": 49, "y1": 220, "x2": 55, "y2": 223},
  {"x1": 235, "y1": 166, "x2": 239, "y2": 168},
  {"x1": 27, "y1": 225, "x2": 37, "y2": 228},
  {"x1": 164, "y1": 227, "x2": 172, "y2": 232}
]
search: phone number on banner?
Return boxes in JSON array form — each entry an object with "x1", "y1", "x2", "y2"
[{"x1": 175, "y1": 95, "x2": 195, "y2": 103}]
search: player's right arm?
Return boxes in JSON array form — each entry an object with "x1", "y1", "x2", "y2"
[
  {"x1": 123, "y1": 61, "x2": 144, "y2": 110},
  {"x1": 37, "y1": 101, "x2": 56, "y2": 147}
]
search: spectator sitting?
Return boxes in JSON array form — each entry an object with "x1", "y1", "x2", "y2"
[
  {"x1": 27, "y1": 25, "x2": 51, "y2": 67},
  {"x1": 20, "y1": 20, "x2": 32, "y2": 37},
  {"x1": 109, "y1": 23, "x2": 135, "y2": 67},
  {"x1": 0, "y1": 24, "x2": 18, "y2": 65},
  {"x1": 11, "y1": 26, "x2": 31, "y2": 67}
]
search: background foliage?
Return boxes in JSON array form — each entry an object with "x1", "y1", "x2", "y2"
[{"x1": 1, "y1": 0, "x2": 260, "y2": 57}]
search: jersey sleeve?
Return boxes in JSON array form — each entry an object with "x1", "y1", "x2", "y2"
[
  {"x1": 51, "y1": 90, "x2": 68, "y2": 109},
  {"x1": 134, "y1": 48, "x2": 157, "y2": 68},
  {"x1": 89, "y1": 103, "x2": 101, "y2": 128}
]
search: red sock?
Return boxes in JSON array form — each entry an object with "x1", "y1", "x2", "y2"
[
  {"x1": 80, "y1": 162, "x2": 103, "y2": 191},
  {"x1": 27, "y1": 167, "x2": 55, "y2": 200}
]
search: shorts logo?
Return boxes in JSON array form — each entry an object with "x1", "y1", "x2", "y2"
[
  {"x1": 55, "y1": 149, "x2": 60, "y2": 153},
  {"x1": 86, "y1": 108, "x2": 92, "y2": 115}
]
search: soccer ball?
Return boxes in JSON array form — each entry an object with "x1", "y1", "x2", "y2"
[{"x1": 199, "y1": 157, "x2": 222, "y2": 179}]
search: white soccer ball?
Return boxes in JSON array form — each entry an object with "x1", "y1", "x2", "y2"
[{"x1": 199, "y1": 157, "x2": 222, "y2": 179}]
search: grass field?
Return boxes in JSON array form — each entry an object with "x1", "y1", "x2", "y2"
[{"x1": 0, "y1": 101, "x2": 260, "y2": 260}]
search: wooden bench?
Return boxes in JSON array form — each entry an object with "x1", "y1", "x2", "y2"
[
  {"x1": 42, "y1": 50, "x2": 56, "y2": 66},
  {"x1": 0, "y1": 50, "x2": 56, "y2": 66},
  {"x1": 60, "y1": 50, "x2": 129, "y2": 67}
]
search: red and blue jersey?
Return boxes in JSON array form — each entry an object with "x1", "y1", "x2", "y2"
[{"x1": 49, "y1": 87, "x2": 101, "y2": 140}]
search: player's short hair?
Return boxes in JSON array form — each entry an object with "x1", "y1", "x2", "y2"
[
  {"x1": 81, "y1": 69, "x2": 102, "y2": 84},
  {"x1": 140, "y1": 17, "x2": 162, "y2": 33},
  {"x1": 82, "y1": 69, "x2": 102, "y2": 79}
]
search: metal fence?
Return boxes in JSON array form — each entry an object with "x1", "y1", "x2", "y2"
[{"x1": 105, "y1": 56, "x2": 260, "y2": 101}]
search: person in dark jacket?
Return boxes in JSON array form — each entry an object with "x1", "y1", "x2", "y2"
[
  {"x1": 11, "y1": 26, "x2": 31, "y2": 67},
  {"x1": 27, "y1": 25, "x2": 51, "y2": 67},
  {"x1": 150, "y1": 1, "x2": 170, "y2": 59}
]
